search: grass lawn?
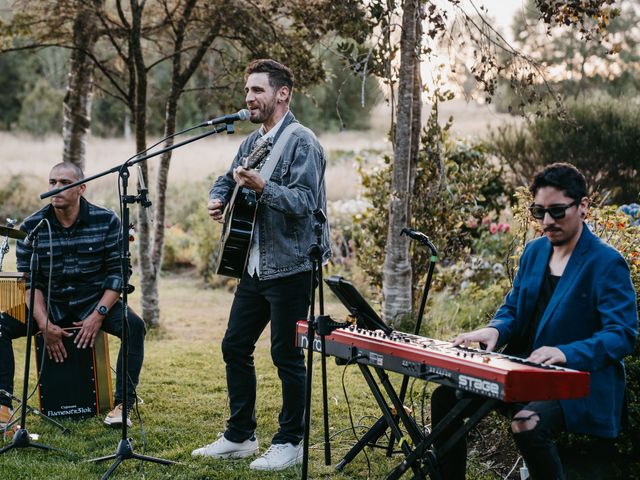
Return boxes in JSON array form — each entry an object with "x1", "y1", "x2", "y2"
[{"x1": 1, "y1": 272, "x2": 462, "y2": 479}]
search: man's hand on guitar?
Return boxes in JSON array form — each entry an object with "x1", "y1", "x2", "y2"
[
  {"x1": 233, "y1": 166, "x2": 266, "y2": 194},
  {"x1": 208, "y1": 199, "x2": 225, "y2": 223}
]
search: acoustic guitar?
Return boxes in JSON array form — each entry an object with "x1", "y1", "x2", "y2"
[{"x1": 213, "y1": 137, "x2": 272, "y2": 278}]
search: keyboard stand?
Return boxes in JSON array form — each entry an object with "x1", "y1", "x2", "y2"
[
  {"x1": 339, "y1": 361, "x2": 499, "y2": 480},
  {"x1": 386, "y1": 395, "x2": 499, "y2": 480},
  {"x1": 356, "y1": 364, "x2": 432, "y2": 479}
]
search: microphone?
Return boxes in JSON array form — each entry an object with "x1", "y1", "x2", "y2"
[
  {"x1": 200, "y1": 109, "x2": 250, "y2": 127},
  {"x1": 136, "y1": 166, "x2": 153, "y2": 224},
  {"x1": 23, "y1": 219, "x2": 47, "y2": 247},
  {"x1": 400, "y1": 228, "x2": 437, "y2": 253}
]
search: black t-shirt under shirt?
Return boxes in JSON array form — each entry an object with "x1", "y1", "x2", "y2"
[
  {"x1": 504, "y1": 266, "x2": 561, "y2": 358},
  {"x1": 525, "y1": 266, "x2": 561, "y2": 355}
]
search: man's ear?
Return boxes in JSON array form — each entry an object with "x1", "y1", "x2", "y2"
[
  {"x1": 579, "y1": 196, "x2": 589, "y2": 217},
  {"x1": 277, "y1": 86, "x2": 290, "y2": 103}
]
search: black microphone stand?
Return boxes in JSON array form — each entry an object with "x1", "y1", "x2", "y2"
[
  {"x1": 40, "y1": 122, "x2": 233, "y2": 479},
  {"x1": 301, "y1": 209, "x2": 349, "y2": 480},
  {"x1": 335, "y1": 228, "x2": 437, "y2": 471},
  {"x1": 0, "y1": 234, "x2": 65, "y2": 455},
  {"x1": 385, "y1": 229, "x2": 437, "y2": 455}
]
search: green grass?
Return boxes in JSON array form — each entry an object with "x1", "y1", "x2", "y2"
[{"x1": 3, "y1": 273, "x2": 463, "y2": 479}]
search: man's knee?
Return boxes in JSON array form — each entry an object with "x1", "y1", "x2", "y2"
[
  {"x1": 222, "y1": 337, "x2": 254, "y2": 364},
  {"x1": 511, "y1": 409, "x2": 540, "y2": 433},
  {"x1": 127, "y1": 312, "x2": 146, "y2": 338}
]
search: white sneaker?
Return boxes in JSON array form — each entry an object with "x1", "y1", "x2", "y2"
[
  {"x1": 249, "y1": 442, "x2": 303, "y2": 471},
  {"x1": 191, "y1": 434, "x2": 258, "y2": 459},
  {"x1": 103, "y1": 404, "x2": 132, "y2": 428}
]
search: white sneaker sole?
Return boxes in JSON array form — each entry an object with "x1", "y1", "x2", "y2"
[
  {"x1": 103, "y1": 419, "x2": 132, "y2": 428},
  {"x1": 249, "y1": 454, "x2": 302, "y2": 471},
  {"x1": 192, "y1": 446, "x2": 258, "y2": 459}
]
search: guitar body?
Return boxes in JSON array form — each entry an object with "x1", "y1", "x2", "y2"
[
  {"x1": 214, "y1": 189, "x2": 258, "y2": 278},
  {"x1": 213, "y1": 137, "x2": 272, "y2": 278}
]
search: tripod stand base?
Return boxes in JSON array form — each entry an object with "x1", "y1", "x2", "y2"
[
  {"x1": 0, "y1": 427, "x2": 64, "y2": 454},
  {"x1": 88, "y1": 438, "x2": 175, "y2": 480}
]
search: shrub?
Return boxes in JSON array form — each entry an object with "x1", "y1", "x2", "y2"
[
  {"x1": 354, "y1": 123, "x2": 512, "y2": 312},
  {"x1": 0, "y1": 173, "x2": 45, "y2": 222},
  {"x1": 488, "y1": 94, "x2": 640, "y2": 204}
]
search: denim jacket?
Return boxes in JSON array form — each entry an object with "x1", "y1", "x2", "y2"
[{"x1": 209, "y1": 112, "x2": 331, "y2": 280}]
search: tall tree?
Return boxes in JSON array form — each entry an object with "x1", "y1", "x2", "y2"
[
  {"x1": 2, "y1": 0, "x2": 372, "y2": 327},
  {"x1": 382, "y1": 0, "x2": 421, "y2": 324},
  {"x1": 93, "y1": 0, "x2": 370, "y2": 326},
  {"x1": 356, "y1": 0, "x2": 621, "y2": 324},
  {"x1": 62, "y1": 0, "x2": 103, "y2": 170}
]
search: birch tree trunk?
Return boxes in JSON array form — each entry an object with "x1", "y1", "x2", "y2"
[
  {"x1": 383, "y1": 0, "x2": 421, "y2": 325},
  {"x1": 124, "y1": 1, "x2": 156, "y2": 327},
  {"x1": 141, "y1": 0, "x2": 220, "y2": 328},
  {"x1": 62, "y1": 2, "x2": 102, "y2": 170}
]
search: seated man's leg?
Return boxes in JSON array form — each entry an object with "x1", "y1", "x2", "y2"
[
  {"x1": 431, "y1": 385, "x2": 469, "y2": 480},
  {"x1": 511, "y1": 400, "x2": 565, "y2": 480},
  {"x1": 0, "y1": 313, "x2": 29, "y2": 409},
  {"x1": 100, "y1": 302, "x2": 146, "y2": 412}
]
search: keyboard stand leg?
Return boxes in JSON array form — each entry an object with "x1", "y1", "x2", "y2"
[
  {"x1": 357, "y1": 365, "x2": 429, "y2": 479},
  {"x1": 386, "y1": 397, "x2": 499, "y2": 480}
]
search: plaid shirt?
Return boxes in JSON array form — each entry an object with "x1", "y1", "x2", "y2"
[{"x1": 16, "y1": 197, "x2": 123, "y2": 323}]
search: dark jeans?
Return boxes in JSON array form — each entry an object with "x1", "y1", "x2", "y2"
[
  {"x1": 222, "y1": 270, "x2": 312, "y2": 445},
  {"x1": 431, "y1": 385, "x2": 566, "y2": 480},
  {"x1": 0, "y1": 301, "x2": 145, "y2": 410}
]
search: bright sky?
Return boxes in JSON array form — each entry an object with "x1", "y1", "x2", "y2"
[
  {"x1": 471, "y1": 0, "x2": 527, "y2": 42},
  {"x1": 420, "y1": 0, "x2": 529, "y2": 96}
]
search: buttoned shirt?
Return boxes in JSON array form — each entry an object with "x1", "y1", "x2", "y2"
[
  {"x1": 16, "y1": 197, "x2": 123, "y2": 322},
  {"x1": 246, "y1": 111, "x2": 289, "y2": 276}
]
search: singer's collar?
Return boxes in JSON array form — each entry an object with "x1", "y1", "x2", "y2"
[
  {"x1": 46, "y1": 196, "x2": 90, "y2": 227},
  {"x1": 260, "y1": 109, "x2": 289, "y2": 140}
]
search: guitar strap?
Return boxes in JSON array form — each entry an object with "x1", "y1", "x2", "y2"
[{"x1": 257, "y1": 122, "x2": 303, "y2": 181}]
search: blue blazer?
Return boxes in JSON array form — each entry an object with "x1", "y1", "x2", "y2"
[{"x1": 489, "y1": 225, "x2": 638, "y2": 438}]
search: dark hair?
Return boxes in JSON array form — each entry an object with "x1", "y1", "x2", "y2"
[
  {"x1": 529, "y1": 162, "x2": 587, "y2": 202},
  {"x1": 51, "y1": 162, "x2": 85, "y2": 181},
  {"x1": 245, "y1": 59, "x2": 294, "y2": 95}
]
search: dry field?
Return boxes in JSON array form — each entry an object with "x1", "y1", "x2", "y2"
[{"x1": 0, "y1": 100, "x2": 518, "y2": 206}]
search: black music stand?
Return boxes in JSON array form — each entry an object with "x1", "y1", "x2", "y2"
[
  {"x1": 324, "y1": 276, "x2": 392, "y2": 336},
  {"x1": 40, "y1": 123, "x2": 233, "y2": 479}
]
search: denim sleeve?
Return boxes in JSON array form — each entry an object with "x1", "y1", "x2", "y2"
[
  {"x1": 209, "y1": 140, "x2": 251, "y2": 205},
  {"x1": 259, "y1": 133, "x2": 324, "y2": 218}
]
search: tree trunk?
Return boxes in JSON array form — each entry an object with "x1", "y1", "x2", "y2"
[
  {"x1": 383, "y1": 0, "x2": 420, "y2": 326},
  {"x1": 139, "y1": 0, "x2": 215, "y2": 328},
  {"x1": 123, "y1": 1, "x2": 156, "y2": 327},
  {"x1": 62, "y1": 2, "x2": 102, "y2": 170}
]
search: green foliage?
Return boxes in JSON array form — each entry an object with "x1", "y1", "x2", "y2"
[
  {"x1": 355, "y1": 111, "x2": 512, "y2": 309},
  {"x1": 292, "y1": 48, "x2": 382, "y2": 132},
  {"x1": 0, "y1": 53, "x2": 24, "y2": 129},
  {"x1": 488, "y1": 94, "x2": 640, "y2": 203},
  {"x1": 17, "y1": 78, "x2": 64, "y2": 136},
  {"x1": 0, "y1": 173, "x2": 44, "y2": 221}
]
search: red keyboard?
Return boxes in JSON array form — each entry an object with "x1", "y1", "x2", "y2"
[{"x1": 296, "y1": 321, "x2": 589, "y2": 402}]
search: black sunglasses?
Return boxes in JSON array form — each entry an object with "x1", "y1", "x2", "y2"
[{"x1": 529, "y1": 201, "x2": 578, "y2": 220}]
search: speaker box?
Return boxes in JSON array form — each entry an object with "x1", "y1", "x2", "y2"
[{"x1": 35, "y1": 327, "x2": 113, "y2": 419}]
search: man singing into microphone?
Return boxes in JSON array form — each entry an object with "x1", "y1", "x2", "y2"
[
  {"x1": 0, "y1": 162, "x2": 146, "y2": 431},
  {"x1": 431, "y1": 163, "x2": 637, "y2": 479},
  {"x1": 192, "y1": 59, "x2": 330, "y2": 471}
]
